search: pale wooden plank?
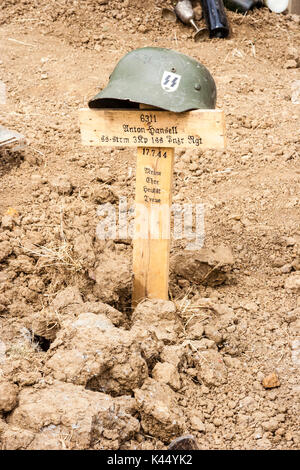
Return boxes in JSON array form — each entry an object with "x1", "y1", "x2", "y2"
[
  {"x1": 79, "y1": 108, "x2": 226, "y2": 150},
  {"x1": 132, "y1": 146, "x2": 174, "y2": 305}
]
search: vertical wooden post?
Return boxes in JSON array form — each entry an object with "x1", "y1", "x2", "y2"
[{"x1": 132, "y1": 143, "x2": 174, "y2": 306}]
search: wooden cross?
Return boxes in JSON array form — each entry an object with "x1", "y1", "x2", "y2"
[{"x1": 79, "y1": 106, "x2": 226, "y2": 306}]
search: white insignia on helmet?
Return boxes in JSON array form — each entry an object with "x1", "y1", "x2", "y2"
[{"x1": 161, "y1": 71, "x2": 181, "y2": 93}]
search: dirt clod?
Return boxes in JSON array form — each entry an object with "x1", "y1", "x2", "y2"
[
  {"x1": 7, "y1": 381, "x2": 139, "y2": 450},
  {"x1": 171, "y1": 245, "x2": 234, "y2": 287},
  {"x1": 134, "y1": 378, "x2": 186, "y2": 442},
  {"x1": 45, "y1": 312, "x2": 148, "y2": 395},
  {"x1": 152, "y1": 362, "x2": 181, "y2": 391},
  {"x1": 194, "y1": 349, "x2": 228, "y2": 387},
  {"x1": 0, "y1": 381, "x2": 19, "y2": 412}
]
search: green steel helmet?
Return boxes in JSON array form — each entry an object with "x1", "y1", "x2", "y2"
[{"x1": 88, "y1": 47, "x2": 216, "y2": 112}]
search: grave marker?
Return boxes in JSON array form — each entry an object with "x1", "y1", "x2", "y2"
[{"x1": 79, "y1": 106, "x2": 226, "y2": 306}]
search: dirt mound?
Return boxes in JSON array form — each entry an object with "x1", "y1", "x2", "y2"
[
  {"x1": 0, "y1": 0, "x2": 172, "y2": 49},
  {"x1": 5, "y1": 381, "x2": 139, "y2": 449},
  {"x1": 45, "y1": 311, "x2": 148, "y2": 395}
]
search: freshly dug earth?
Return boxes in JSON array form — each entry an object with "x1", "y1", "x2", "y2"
[{"x1": 0, "y1": 0, "x2": 300, "y2": 450}]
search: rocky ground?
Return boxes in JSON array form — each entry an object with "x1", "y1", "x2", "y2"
[{"x1": 0, "y1": 0, "x2": 300, "y2": 450}]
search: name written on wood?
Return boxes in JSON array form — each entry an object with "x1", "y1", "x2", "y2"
[{"x1": 79, "y1": 108, "x2": 226, "y2": 149}]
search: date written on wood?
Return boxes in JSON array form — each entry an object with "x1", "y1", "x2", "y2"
[{"x1": 79, "y1": 108, "x2": 226, "y2": 149}]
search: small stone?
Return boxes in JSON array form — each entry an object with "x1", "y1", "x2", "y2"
[
  {"x1": 291, "y1": 258, "x2": 300, "y2": 271},
  {"x1": 291, "y1": 339, "x2": 300, "y2": 350},
  {"x1": 243, "y1": 301, "x2": 258, "y2": 312},
  {"x1": 195, "y1": 350, "x2": 227, "y2": 387},
  {"x1": 285, "y1": 274, "x2": 300, "y2": 292},
  {"x1": 177, "y1": 279, "x2": 190, "y2": 288},
  {"x1": 286, "y1": 46, "x2": 299, "y2": 62},
  {"x1": 138, "y1": 24, "x2": 148, "y2": 33},
  {"x1": 284, "y1": 59, "x2": 298, "y2": 69},
  {"x1": 92, "y1": 185, "x2": 117, "y2": 204},
  {"x1": 181, "y1": 153, "x2": 192, "y2": 164},
  {"x1": 241, "y1": 154, "x2": 251, "y2": 161},
  {"x1": 0, "y1": 241, "x2": 12, "y2": 262},
  {"x1": 236, "y1": 413, "x2": 249, "y2": 425},
  {"x1": 134, "y1": 378, "x2": 185, "y2": 441},
  {"x1": 285, "y1": 236, "x2": 298, "y2": 246},
  {"x1": 257, "y1": 371, "x2": 265, "y2": 382},
  {"x1": 223, "y1": 356, "x2": 241, "y2": 368},
  {"x1": 31, "y1": 174, "x2": 42, "y2": 187},
  {"x1": 0, "y1": 382, "x2": 18, "y2": 412},
  {"x1": 50, "y1": 176, "x2": 73, "y2": 195},
  {"x1": 256, "y1": 438, "x2": 272, "y2": 449},
  {"x1": 253, "y1": 380, "x2": 262, "y2": 391},
  {"x1": 1, "y1": 426, "x2": 35, "y2": 450},
  {"x1": 205, "y1": 422, "x2": 215, "y2": 433},
  {"x1": 275, "y1": 413, "x2": 286, "y2": 423},
  {"x1": 262, "y1": 372, "x2": 281, "y2": 389},
  {"x1": 10, "y1": 255, "x2": 35, "y2": 274},
  {"x1": 1, "y1": 215, "x2": 14, "y2": 230},
  {"x1": 285, "y1": 431, "x2": 293, "y2": 441},
  {"x1": 285, "y1": 308, "x2": 299, "y2": 323},
  {"x1": 41, "y1": 73, "x2": 48, "y2": 80},
  {"x1": 191, "y1": 338, "x2": 217, "y2": 350},
  {"x1": 280, "y1": 263, "x2": 292, "y2": 273},
  {"x1": 204, "y1": 325, "x2": 223, "y2": 345},
  {"x1": 175, "y1": 161, "x2": 186, "y2": 173},
  {"x1": 160, "y1": 344, "x2": 187, "y2": 368},
  {"x1": 189, "y1": 412, "x2": 205, "y2": 432},
  {"x1": 51, "y1": 286, "x2": 83, "y2": 312},
  {"x1": 272, "y1": 257, "x2": 286, "y2": 267},
  {"x1": 262, "y1": 418, "x2": 279, "y2": 432},
  {"x1": 189, "y1": 162, "x2": 198, "y2": 172},
  {"x1": 185, "y1": 367, "x2": 197, "y2": 377},
  {"x1": 291, "y1": 339, "x2": 300, "y2": 366},
  {"x1": 213, "y1": 418, "x2": 222, "y2": 427},
  {"x1": 291, "y1": 14, "x2": 300, "y2": 24},
  {"x1": 28, "y1": 277, "x2": 45, "y2": 293},
  {"x1": 186, "y1": 320, "x2": 204, "y2": 340},
  {"x1": 95, "y1": 167, "x2": 114, "y2": 183},
  {"x1": 152, "y1": 362, "x2": 181, "y2": 391},
  {"x1": 292, "y1": 80, "x2": 300, "y2": 105},
  {"x1": 239, "y1": 396, "x2": 255, "y2": 409},
  {"x1": 213, "y1": 304, "x2": 235, "y2": 317},
  {"x1": 226, "y1": 325, "x2": 236, "y2": 333}
]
